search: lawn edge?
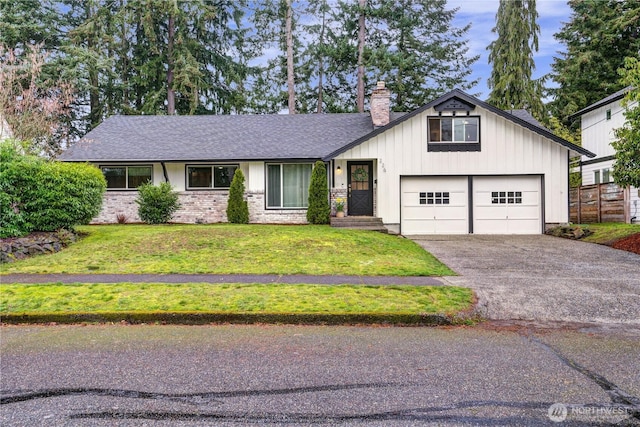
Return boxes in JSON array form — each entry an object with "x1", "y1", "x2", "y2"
[{"x1": 0, "y1": 310, "x2": 483, "y2": 326}]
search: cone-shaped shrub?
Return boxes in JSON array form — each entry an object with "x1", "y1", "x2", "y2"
[
  {"x1": 226, "y1": 169, "x2": 249, "y2": 223},
  {"x1": 306, "y1": 161, "x2": 330, "y2": 224}
]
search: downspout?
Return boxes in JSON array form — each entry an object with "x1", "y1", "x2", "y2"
[{"x1": 161, "y1": 162, "x2": 169, "y2": 183}]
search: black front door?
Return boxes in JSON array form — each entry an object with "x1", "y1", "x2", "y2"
[{"x1": 347, "y1": 161, "x2": 373, "y2": 216}]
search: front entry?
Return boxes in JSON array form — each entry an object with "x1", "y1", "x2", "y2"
[{"x1": 347, "y1": 161, "x2": 374, "y2": 216}]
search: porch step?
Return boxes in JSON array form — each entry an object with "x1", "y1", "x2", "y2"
[{"x1": 330, "y1": 216, "x2": 388, "y2": 233}]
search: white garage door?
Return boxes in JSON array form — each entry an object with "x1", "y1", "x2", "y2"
[
  {"x1": 473, "y1": 176, "x2": 541, "y2": 234},
  {"x1": 401, "y1": 176, "x2": 469, "y2": 234}
]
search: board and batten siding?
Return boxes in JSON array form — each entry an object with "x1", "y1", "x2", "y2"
[
  {"x1": 334, "y1": 106, "x2": 570, "y2": 226},
  {"x1": 580, "y1": 98, "x2": 634, "y2": 160}
]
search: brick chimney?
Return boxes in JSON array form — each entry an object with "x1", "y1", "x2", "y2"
[{"x1": 370, "y1": 81, "x2": 391, "y2": 128}]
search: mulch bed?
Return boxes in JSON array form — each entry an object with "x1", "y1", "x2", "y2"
[{"x1": 610, "y1": 232, "x2": 640, "y2": 255}]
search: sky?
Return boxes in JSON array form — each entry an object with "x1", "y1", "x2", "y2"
[{"x1": 448, "y1": 0, "x2": 573, "y2": 100}]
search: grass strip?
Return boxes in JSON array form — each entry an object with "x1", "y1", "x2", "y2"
[
  {"x1": 0, "y1": 283, "x2": 475, "y2": 325},
  {"x1": 0, "y1": 224, "x2": 454, "y2": 276},
  {"x1": 577, "y1": 223, "x2": 640, "y2": 244}
]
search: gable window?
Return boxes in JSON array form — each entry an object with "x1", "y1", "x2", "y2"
[
  {"x1": 187, "y1": 165, "x2": 237, "y2": 189},
  {"x1": 267, "y1": 163, "x2": 313, "y2": 208},
  {"x1": 428, "y1": 116, "x2": 480, "y2": 152},
  {"x1": 101, "y1": 165, "x2": 152, "y2": 189}
]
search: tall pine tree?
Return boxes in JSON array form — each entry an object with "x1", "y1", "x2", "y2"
[
  {"x1": 486, "y1": 0, "x2": 544, "y2": 121},
  {"x1": 549, "y1": 0, "x2": 640, "y2": 127}
]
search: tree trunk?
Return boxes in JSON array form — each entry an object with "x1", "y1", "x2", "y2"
[
  {"x1": 356, "y1": 0, "x2": 366, "y2": 113},
  {"x1": 286, "y1": 0, "x2": 296, "y2": 114},
  {"x1": 316, "y1": 5, "x2": 326, "y2": 113},
  {"x1": 86, "y1": 2, "x2": 100, "y2": 129},
  {"x1": 167, "y1": 12, "x2": 176, "y2": 115}
]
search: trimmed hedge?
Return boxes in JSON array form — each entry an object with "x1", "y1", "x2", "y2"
[{"x1": 0, "y1": 143, "x2": 106, "y2": 237}]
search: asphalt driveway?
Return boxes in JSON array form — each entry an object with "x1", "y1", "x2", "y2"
[{"x1": 408, "y1": 235, "x2": 640, "y2": 325}]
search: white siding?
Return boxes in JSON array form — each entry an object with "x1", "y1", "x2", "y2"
[
  {"x1": 580, "y1": 98, "x2": 634, "y2": 160},
  {"x1": 336, "y1": 106, "x2": 570, "y2": 226},
  {"x1": 580, "y1": 97, "x2": 639, "y2": 223}
]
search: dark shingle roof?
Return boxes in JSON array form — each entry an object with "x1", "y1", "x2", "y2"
[
  {"x1": 60, "y1": 113, "x2": 385, "y2": 162},
  {"x1": 60, "y1": 89, "x2": 595, "y2": 162},
  {"x1": 508, "y1": 109, "x2": 548, "y2": 130}
]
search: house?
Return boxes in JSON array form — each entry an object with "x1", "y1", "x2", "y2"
[
  {"x1": 572, "y1": 87, "x2": 639, "y2": 223},
  {"x1": 59, "y1": 84, "x2": 594, "y2": 234}
]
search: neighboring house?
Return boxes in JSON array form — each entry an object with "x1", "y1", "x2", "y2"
[
  {"x1": 572, "y1": 87, "x2": 639, "y2": 223},
  {"x1": 59, "y1": 84, "x2": 594, "y2": 234}
]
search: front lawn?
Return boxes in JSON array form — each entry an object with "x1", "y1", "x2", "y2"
[
  {"x1": 1, "y1": 225, "x2": 454, "y2": 276},
  {"x1": 0, "y1": 283, "x2": 473, "y2": 318}
]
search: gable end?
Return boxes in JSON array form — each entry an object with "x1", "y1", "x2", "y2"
[{"x1": 433, "y1": 96, "x2": 476, "y2": 112}]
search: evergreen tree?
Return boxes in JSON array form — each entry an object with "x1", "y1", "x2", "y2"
[
  {"x1": 306, "y1": 161, "x2": 330, "y2": 225},
  {"x1": 0, "y1": 0, "x2": 61, "y2": 53},
  {"x1": 612, "y1": 58, "x2": 640, "y2": 188},
  {"x1": 549, "y1": 0, "x2": 640, "y2": 127},
  {"x1": 321, "y1": 0, "x2": 477, "y2": 112},
  {"x1": 487, "y1": 0, "x2": 544, "y2": 121},
  {"x1": 226, "y1": 169, "x2": 249, "y2": 224}
]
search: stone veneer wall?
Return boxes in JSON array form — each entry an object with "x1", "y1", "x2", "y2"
[
  {"x1": 330, "y1": 188, "x2": 348, "y2": 216},
  {"x1": 92, "y1": 191, "x2": 309, "y2": 224}
]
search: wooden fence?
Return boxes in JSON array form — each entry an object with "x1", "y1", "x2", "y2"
[{"x1": 569, "y1": 183, "x2": 629, "y2": 223}]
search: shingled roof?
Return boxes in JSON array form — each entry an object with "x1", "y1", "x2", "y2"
[
  {"x1": 60, "y1": 89, "x2": 594, "y2": 162},
  {"x1": 60, "y1": 113, "x2": 386, "y2": 162}
]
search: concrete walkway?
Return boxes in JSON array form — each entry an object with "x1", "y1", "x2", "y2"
[
  {"x1": 0, "y1": 273, "x2": 444, "y2": 286},
  {"x1": 408, "y1": 234, "x2": 640, "y2": 325}
]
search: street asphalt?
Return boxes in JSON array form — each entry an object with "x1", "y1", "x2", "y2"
[{"x1": 1, "y1": 324, "x2": 639, "y2": 426}]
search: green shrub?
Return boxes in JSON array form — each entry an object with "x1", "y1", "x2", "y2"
[
  {"x1": 135, "y1": 181, "x2": 181, "y2": 224},
  {"x1": 306, "y1": 161, "x2": 330, "y2": 224},
  {"x1": 0, "y1": 142, "x2": 106, "y2": 237},
  {"x1": 226, "y1": 169, "x2": 249, "y2": 224}
]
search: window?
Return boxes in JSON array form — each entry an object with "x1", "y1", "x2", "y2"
[
  {"x1": 491, "y1": 191, "x2": 522, "y2": 204},
  {"x1": 101, "y1": 165, "x2": 152, "y2": 189},
  {"x1": 602, "y1": 168, "x2": 611, "y2": 183},
  {"x1": 187, "y1": 165, "x2": 237, "y2": 189},
  {"x1": 420, "y1": 192, "x2": 450, "y2": 205},
  {"x1": 428, "y1": 116, "x2": 480, "y2": 152},
  {"x1": 606, "y1": 109, "x2": 611, "y2": 120},
  {"x1": 429, "y1": 117, "x2": 478, "y2": 143},
  {"x1": 267, "y1": 163, "x2": 313, "y2": 208},
  {"x1": 594, "y1": 170, "x2": 601, "y2": 184}
]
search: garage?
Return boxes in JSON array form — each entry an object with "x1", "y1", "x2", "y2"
[
  {"x1": 401, "y1": 176, "x2": 469, "y2": 234},
  {"x1": 473, "y1": 175, "x2": 542, "y2": 234},
  {"x1": 401, "y1": 175, "x2": 542, "y2": 235}
]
